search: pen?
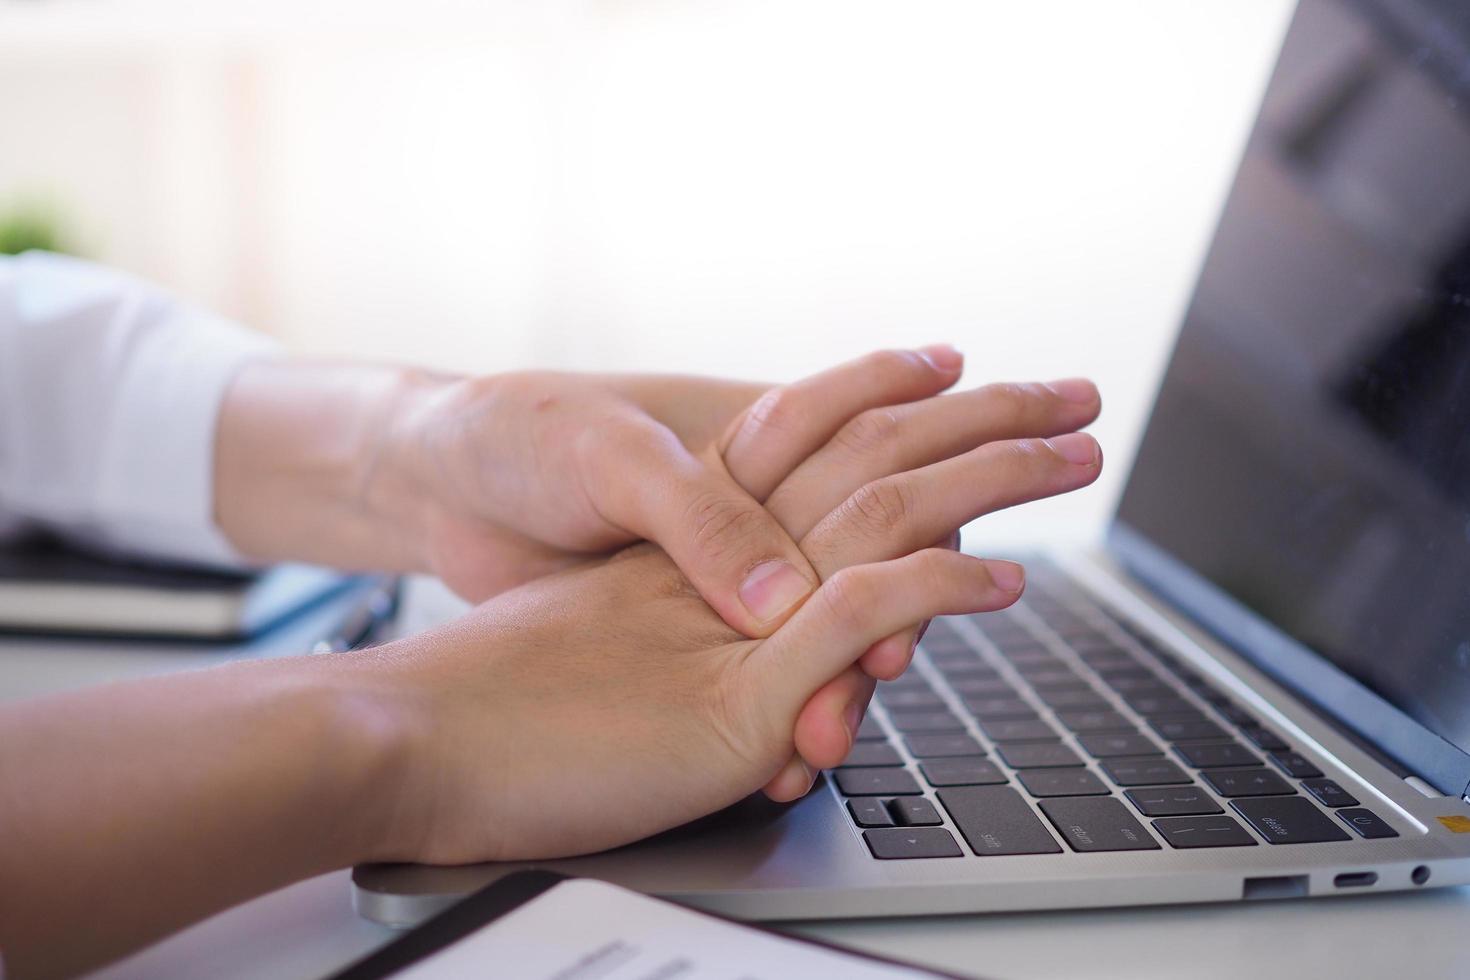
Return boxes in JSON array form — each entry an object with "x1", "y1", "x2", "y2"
[{"x1": 310, "y1": 575, "x2": 401, "y2": 654}]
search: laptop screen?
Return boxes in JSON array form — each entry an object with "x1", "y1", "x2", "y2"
[{"x1": 1115, "y1": 0, "x2": 1470, "y2": 774}]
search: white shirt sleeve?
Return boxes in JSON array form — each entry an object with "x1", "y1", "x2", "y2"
[{"x1": 0, "y1": 251, "x2": 281, "y2": 568}]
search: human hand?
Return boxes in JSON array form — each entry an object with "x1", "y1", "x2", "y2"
[
  {"x1": 709, "y1": 366, "x2": 1102, "y2": 798},
  {"x1": 369, "y1": 352, "x2": 966, "y2": 635},
  {"x1": 349, "y1": 391, "x2": 1100, "y2": 863}
]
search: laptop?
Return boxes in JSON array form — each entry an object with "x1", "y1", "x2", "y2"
[{"x1": 354, "y1": 0, "x2": 1470, "y2": 925}]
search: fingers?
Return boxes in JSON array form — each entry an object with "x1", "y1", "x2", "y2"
[
  {"x1": 767, "y1": 666, "x2": 874, "y2": 802},
  {"x1": 752, "y1": 549, "x2": 1024, "y2": 718},
  {"x1": 583, "y1": 413, "x2": 819, "y2": 636},
  {"x1": 721, "y1": 345, "x2": 965, "y2": 502},
  {"x1": 766, "y1": 379, "x2": 1101, "y2": 538},
  {"x1": 799, "y1": 432, "x2": 1102, "y2": 578},
  {"x1": 860, "y1": 528, "x2": 961, "y2": 680}
]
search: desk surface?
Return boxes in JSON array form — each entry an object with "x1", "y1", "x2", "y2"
[{"x1": 4, "y1": 580, "x2": 1467, "y2": 980}]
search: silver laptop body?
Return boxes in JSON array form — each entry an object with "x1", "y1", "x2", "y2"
[{"x1": 354, "y1": 0, "x2": 1470, "y2": 926}]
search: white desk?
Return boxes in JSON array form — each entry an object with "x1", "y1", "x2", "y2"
[{"x1": 5, "y1": 581, "x2": 1468, "y2": 980}]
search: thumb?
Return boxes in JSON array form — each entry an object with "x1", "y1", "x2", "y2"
[{"x1": 585, "y1": 412, "x2": 819, "y2": 637}]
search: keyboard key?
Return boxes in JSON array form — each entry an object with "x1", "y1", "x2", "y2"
[
  {"x1": 1056, "y1": 710, "x2": 1136, "y2": 734},
  {"x1": 928, "y1": 650, "x2": 983, "y2": 669},
  {"x1": 1186, "y1": 682, "x2": 1232, "y2": 706},
  {"x1": 864, "y1": 827, "x2": 964, "y2": 859},
  {"x1": 835, "y1": 768, "x2": 922, "y2": 796},
  {"x1": 1018, "y1": 769, "x2": 1110, "y2": 797},
  {"x1": 878, "y1": 689, "x2": 945, "y2": 711},
  {"x1": 1025, "y1": 670, "x2": 1089, "y2": 689},
  {"x1": 1106, "y1": 677, "x2": 1173, "y2": 696},
  {"x1": 1200, "y1": 768, "x2": 1295, "y2": 797},
  {"x1": 1078, "y1": 733, "x2": 1162, "y2": 758},
  {"x1": 848, "y1": 798, "x2": 895, "y2": 827},
  {"x1": 889, "y1": 796, "x2": 944, "y2": 826},
  {"x1": 1124, "y1": 694, "x2": 1197, "y2": 717},
  {"x1": 887, "y1": 710, "x2": 966, "y2": 733},
  {"x1": 938, "y1": 786, "x2": 1063, "y2": 855},
  {"x1": 997, "y1": 742, "x2": 1084, "y2": 769},
  {"x1": 1338, "y1": 807, "x2": 1398, "y2": 839},
  {"x1": 1174, "y1": 742, "x2": 1262, "y2": 769},
  {"x1": 1301, "y1": 778, "x2": 1358, "y2": 808},
  {"x1": 935, "y1": 659, "x2": 999, "y2": 678},
  {"x1": 1232, "y1": 796, "x2": 1351, "y2": 844},
  {"x1": 1240, "y1": 727, "x2": 1290, "y2": 752},
  {"x1": 1040, "y1": 797, "x2": 1161, "y2": 852},
  {"x1": 1216, "y1": 703, "x2": 1256, "y2": 726},
  {"x1": 962, "y1": 697, "x2": 1038, "y2": 720},
  {"x1": 948, "y1": 676, "x2": 1016, "y2": 697},
  {"x1": 981, "y1": 719, "x2": 1059, "y2": 742},
  {"x1": 1125, "y1": 786, "x2": 1223, "y2": 816},
  {"x1": 906, "y1": 734, "x2": 985, "y2": 758},
  {"x1": 1035, "y1": 688, "x2": 1110, "y2": 711},
  {"x1": 837, "y1": 743, "x2": 903, "y2": 768},
  {"x1": 1078, "y1": 652, "x2": 1140, "y2": 673},
  {"x1": 1152, "y1": 815, "x2": 1256, "y2": 848},
  {"x1": 1102, "y1": 758, "x2": 1193, "y2": 787},
  {"x1": 1150, "y1": 715, "x2": 1229, "y2": 742},
  {"x1": 1269, "y1": 751, "x2": 1323, "y2": 779},
  {"x1": 1095, "y1": 668, "x2": 1157, "y2": 686},
  {"x1": 920, "y1": 757, "x2": 1007, "y2": 787},
  {"x1": 855, "y1": 716, "x2": 888, "y2": 742}
]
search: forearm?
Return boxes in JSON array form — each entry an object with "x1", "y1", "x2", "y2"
[
  {"x1": 214, "y1": 360, "x2": 456, "y2": 571},
  {"x1": 0, "y1": 656, "x2": 411, "y2": 978}
]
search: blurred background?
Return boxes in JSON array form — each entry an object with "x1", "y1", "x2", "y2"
[{"x1": 0, "y1": 0, "x2": 1293, "y2": 545}]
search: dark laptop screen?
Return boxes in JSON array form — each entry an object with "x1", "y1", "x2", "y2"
[{"x1": 1116, "y1": 0, "x2": 1470, "y2": 763}]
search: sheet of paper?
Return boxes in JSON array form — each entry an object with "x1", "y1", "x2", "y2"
[{"x1": 397, "y1": 879, "x2": 946, "y2": 979}]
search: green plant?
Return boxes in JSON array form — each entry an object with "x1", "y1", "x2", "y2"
[{"x1": 0, "y1": 199, "x2": 69, "y2": 255}]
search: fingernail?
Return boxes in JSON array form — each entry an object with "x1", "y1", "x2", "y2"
[
  {"x1": 739, "y1": 560, "x2": 814, "y2": 624},
  {"x1": 917, "y1": 343, "x2": 963, "y2": 373},
  {"x1": 1046, "y1": 432, "x2": 1099, "y2": 465},
  {"x1": 986, "y1": 559, "x2": 1026, "y2": 593},
  {"x1": 843, "y1": 702, "x2": 865, "y2": 743},
  {"x1": 1044, "y1": 377, "x2": 1097, "y2": 404}
]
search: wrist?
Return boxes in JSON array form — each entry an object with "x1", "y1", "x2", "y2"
[
  {"x1": 289, "y1": 651, "x2": 436, "y2": 866},
  {"x1": 214, "y1": 360, "x2": 460, "y2": 572}
]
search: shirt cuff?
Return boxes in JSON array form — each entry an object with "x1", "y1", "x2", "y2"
[{"x1": 93, "y1": 306, "x2": 280, "y2": 568}]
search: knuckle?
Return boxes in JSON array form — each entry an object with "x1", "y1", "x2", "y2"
[
  {"x1": 704, "y1": 659, "x2": 769, "y2": 771},
  {"x1": 743, "y1": 386, "x2": 800, "y2": 437},
  {"x1": 819, "y1": 566, "x2": 876, "y2": 631},
  {"x1": 981, "y1": 381, "x2": 1040, "y2": 422},
  {"x1": 865, "y1": 348, "x2": 924, "y2": 377},
  {"x1": 841, "y1": 477, "x2": 915, "y2": 537},
  {"x1": 682, "y1": 489, "x2": 764, "y2": 562},
  {"x1": 834, "y1": 407, "x2": 902, "y2": 457},
  {"x1": 994, "y1": 436, "x2": 1048, "y2": 466}
]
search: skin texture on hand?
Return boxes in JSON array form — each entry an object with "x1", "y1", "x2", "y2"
[
  {"x1": 0, "y1": 359, "x2": 1102, "y2": 976},
  {"x1": 359, "y1": 544, "x2": 1027, "y2": 864},
  {"x1": 214, "y1": 351, "x2": 1102, "y2": 804},
  {"x1": 713, "y1": 367, "x2": 1103, "y2": 799},
  {"x1": 215, "y1": 351, "x2": 966, "y2": 640}
]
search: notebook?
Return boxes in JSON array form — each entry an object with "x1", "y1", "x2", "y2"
[{"x1": 0, "y1": 539, "x2": 345, "y2": 640}]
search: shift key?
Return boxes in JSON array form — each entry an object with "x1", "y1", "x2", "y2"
[
  {"x1": 1040, "y1": 797, "x2": 1161, "y2": 852},
  {"x1": 937, "y1": 786, "x2": 1063, "y2": 856}
]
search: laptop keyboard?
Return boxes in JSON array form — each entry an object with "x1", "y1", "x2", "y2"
[{"x1": 832, "y1": 561, "x2": 1391, "y2": 859}]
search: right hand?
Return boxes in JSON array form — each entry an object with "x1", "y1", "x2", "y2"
[
  {"x1": 344, "y1": 383, "x2": 1101, "y2": 864},
  {"x1": 709, "y1": 358, "x2": 1102, "y2": 799}
]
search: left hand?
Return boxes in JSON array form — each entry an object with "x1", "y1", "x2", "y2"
[
  {"x1": 376, "y1": 349, "x2": 966, "y2": 636},
  {"x1": 217, "y1": 349, "x2": 965, "y2": 639}
]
